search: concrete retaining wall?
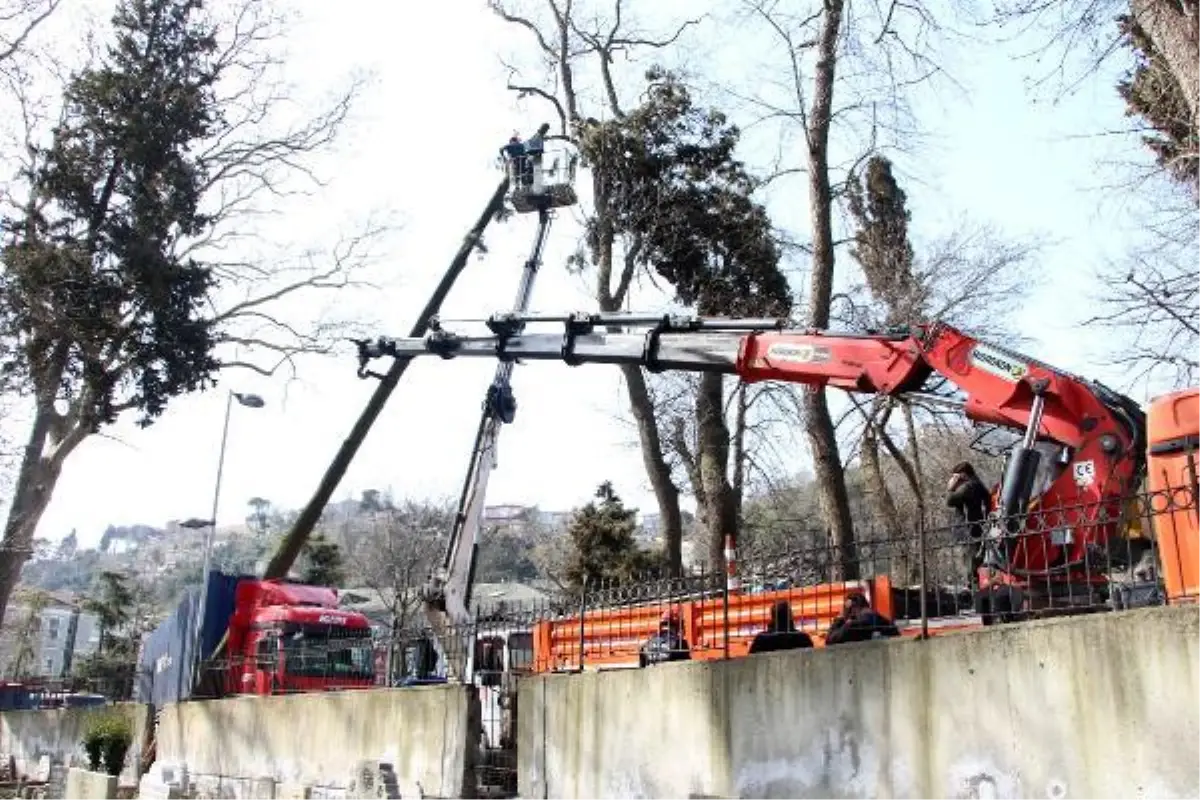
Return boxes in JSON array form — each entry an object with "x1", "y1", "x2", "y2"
[
  {"x1": 0, "y1": 703, "x2": 150, "y2": 785},
  {"x1": 519, "y1": 605, "x2": 1200, "y2": 799},
  {"x1": 154, "y1": 685, "x2": 479, "y2": 798}
]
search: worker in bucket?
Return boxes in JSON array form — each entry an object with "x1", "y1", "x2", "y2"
[
  {"x1": 749, "y1": 600, "x2": 814, "y2": 654},
  {"x1": 824, "y1": 592, "x2": 899, "y2": 646},
  {"x1": 499, "y1": 133, "x2": 530, "y2": 188},
  {"x1": 638, "y1": 608, "x2": 691, "y2": 667},
  {"x1": 947, "y1": 460, "x2": 991, "y2": 591}
]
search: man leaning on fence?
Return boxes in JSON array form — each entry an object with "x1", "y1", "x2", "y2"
[
  {"x1": 824, "y1": 593, "x2": 900, "y2": 646},
  {"x1": 639, "y1": 609, "x2": 691, "y2": 667}
]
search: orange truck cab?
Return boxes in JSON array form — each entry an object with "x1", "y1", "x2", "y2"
[{"x1": 1146, "y1": 387, "x2": 1200, "y2": 603}]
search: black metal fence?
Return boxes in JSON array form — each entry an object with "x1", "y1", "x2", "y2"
[
  {"x1": 167, "y1": 484, "x2": 1200, "y2": 700},
  {"x1": 285, "y1": 485, "x2": 1192, "y2": 696}
]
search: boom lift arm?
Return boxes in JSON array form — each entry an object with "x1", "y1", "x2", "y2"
[
  {"x1": 426, "y1": 208, "x2": 554, "y2": 634},
  {"x1": 411, "y1": 126, "x2": 577, "y2": 682},
  {"x1": 357, "y1": 312, "x2": 1146, "y2": 597}
]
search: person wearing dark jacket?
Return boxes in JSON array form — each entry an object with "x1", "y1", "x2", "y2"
[
  {"x1": 749, "y1": 601, "x2": 814, "y2": 654},
  {"x1": 499, "y1": 134, "x2": 530, "y2": 188},
  {"x1": 824, "y1": 593, "x2": 900, "y2": 646},
  {"x1": 947, "y1": 460, "x2": 992, "y2": 590},
  {"x1": 638, "y1": 609, "x2": 691, "y2": 667}
]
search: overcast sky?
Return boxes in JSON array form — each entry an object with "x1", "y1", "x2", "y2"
[{"x1": 9, "y1": 0, "x2": 1173, "y2": 547}]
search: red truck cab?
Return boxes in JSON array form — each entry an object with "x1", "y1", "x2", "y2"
[{"x1": 224, "y1": 579, "x2": 375, "y2": 695}]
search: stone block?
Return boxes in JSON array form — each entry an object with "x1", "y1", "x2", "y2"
[
  {"x1": 46, "y1": 764, "x2": 68, "y2": 799},
  {"x1": 63, "y1": 768, "x2": 117, "y2": 800},
  {"x1": 251, "y1": 777, "x2": 277, "y2": 799},
  {"x1": 277, "y1": 782, "x2": 313, "y2": 799}
]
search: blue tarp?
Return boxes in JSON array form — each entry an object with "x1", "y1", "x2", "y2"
[
  {"x1": 135, "y1": 571, "x2": 251, "y2": 706},
  {"x1": 0, "y1": 684, "x2": 34, "y2": 711}
]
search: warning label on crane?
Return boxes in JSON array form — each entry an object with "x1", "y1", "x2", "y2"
[
  {"x1": 766, "y1": 343, "x2": 832, "y2": 364},
  {"x1": 970, "y1": 344, "x2": 1028, "y2": 382}
]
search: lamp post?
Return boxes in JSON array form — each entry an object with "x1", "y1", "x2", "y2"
[{"x1": 187, "y1": 390, "x2": 265, "y2": 693}]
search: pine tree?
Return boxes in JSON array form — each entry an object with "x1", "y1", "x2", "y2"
[
  {"x1": 564, "y1": 482, "x2": 659, "y2": 593},
  {"x1": 846, "y1": 155, "x2": 922, "y2": 327},
  {"x1": 301, "y1": 533, "x2": 347, "y2": 587}
]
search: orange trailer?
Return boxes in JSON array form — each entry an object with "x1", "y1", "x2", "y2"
[{"x1": 531, "y1": 576, "x2": 983, "y2": 673}]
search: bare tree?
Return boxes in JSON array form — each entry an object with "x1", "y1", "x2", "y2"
[
  {"x1": 780, "y1": 146, "x2": 1036, "y2": 582},
  {"x1": 0, "y1": 0, "x2": 379, "y2": 627},
  {"x1": 0, "y1": 0, "x2": 59, "y2": 69},
  {"x1": 490, "y1": 0, "x2": 701, "y2": 575},
  {"x1": 349, "y1": 500, "x2": 448, "y2": 680},
  {"x1": 727, "y1": 0, "x2": 1041, "y2": 583},
  {"x1": 985, "y1": 2, "x2": 1198, "y2": 391}
]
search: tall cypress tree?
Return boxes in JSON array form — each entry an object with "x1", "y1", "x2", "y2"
[{"x1": 0, "y1": 0, "x2": 222, "y2": 626}]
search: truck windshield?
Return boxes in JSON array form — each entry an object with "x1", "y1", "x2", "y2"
[{"x1": 281, "y1": 628, "x2": 373, "y2": 680}]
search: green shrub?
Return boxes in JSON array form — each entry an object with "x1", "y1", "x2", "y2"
[{"x1": 82, "y1": 712, "x2": 133, "y2": 776}]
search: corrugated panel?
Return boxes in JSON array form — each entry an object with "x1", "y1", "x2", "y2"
[
  {"x1": 200, "y1": 571, "x2": 246, "y2": 661},
  {"x1": 136, "y1": 586, "x2": 198, "y2": 706},
  {"x1": 136, "y1": 571, "x2": 246, "y2": 706}
]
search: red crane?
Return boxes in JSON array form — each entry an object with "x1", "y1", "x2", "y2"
[{"x1": 355, "y1": 311, "x2": 1147, "y2": 613}]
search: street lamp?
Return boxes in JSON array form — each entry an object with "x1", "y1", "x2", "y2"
[{"x1": 188, "y1": 390, "x2": 265, "y2": 693}]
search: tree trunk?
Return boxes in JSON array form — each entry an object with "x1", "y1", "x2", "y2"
[
  {"x1": 594, "y1": 205, "x2": 684, "y2": 576},
  {"x1": 861, "y1": 426, "x2": 904, "y2": 541},
  {"x1": 696, "y1": 372, "x2": 739, "y2": 571},
  {"x1": 263, "y1": 178, "x2": 509, "y2": 580},
  {"x1": 861, "y1": 424, "x2": 913, "y2": 582},
  {"x1": 803, "y1": 389, "x2": 859, "y2": 580},
  {"x1": 731, "y1": 382, "x2": 748, "y2": 522},
  {"x1": 619, "y1": 364, "x2": 684, "y2": 574},
  {"x1": 803, "y1": 0, "x2": 857, "y2": 581},
  {"x1": 0, "y1": 412, "x2": 68, "y2": 628},
  {"x1": 901, "y1": 403, "x2": 926, "y2": 518},
  {"x1": 1132, "y1": 0, "x2": 1200, "y2": 129}
]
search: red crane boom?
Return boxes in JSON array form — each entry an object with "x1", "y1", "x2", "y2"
[{"x1": 356, "y1": 312, "x2": 1146, "y2": 607}]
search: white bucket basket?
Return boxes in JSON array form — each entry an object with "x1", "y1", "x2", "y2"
[{"x1": 504, "y1": 140, "x2": 579, "y2": 213}]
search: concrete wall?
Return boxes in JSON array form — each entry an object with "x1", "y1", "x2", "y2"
[
  {"x1": 154, "y1": 685, "x2": 479, "y2": 798},
  {"x1": 519, "y1": 605, "x2": 1200, "y2": 799},
  {"x1": 0, "y1": 702, "x2": 150, "y2": 785}
]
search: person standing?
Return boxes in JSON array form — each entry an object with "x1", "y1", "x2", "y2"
[
  {"x1": 749, "y1": 600, "x2": 814, "y2": 654},
  {"x1": 947, "y1": 461, "x2": 991, "y2": 591}
]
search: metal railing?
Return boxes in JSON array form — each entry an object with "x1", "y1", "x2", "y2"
[{"x1": 157, "y1": 483, "x2": 1199, "y2": 697}]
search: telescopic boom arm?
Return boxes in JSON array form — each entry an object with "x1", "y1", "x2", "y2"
[{"x1": 357, "y1": 311, "x2": 1145, "y2": 585}]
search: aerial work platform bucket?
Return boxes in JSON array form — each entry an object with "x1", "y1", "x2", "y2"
[
  {"x1": 1146, "y1": 387, "x2": 1199, "y2": 603},
  {"x1": 500, "y1": 132, "x2": 578, "y2": 213}
]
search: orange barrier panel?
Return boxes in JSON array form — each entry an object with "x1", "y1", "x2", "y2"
[
  {"x1": 691, "y1": 579, "x2": 887, "y2": 658},
  {"x1": 532, "y1": 578, "x2": 898, "y2": 673},
  {"x1": 1147, "y1": 387, "x2": 1200, "y2": 603}
]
